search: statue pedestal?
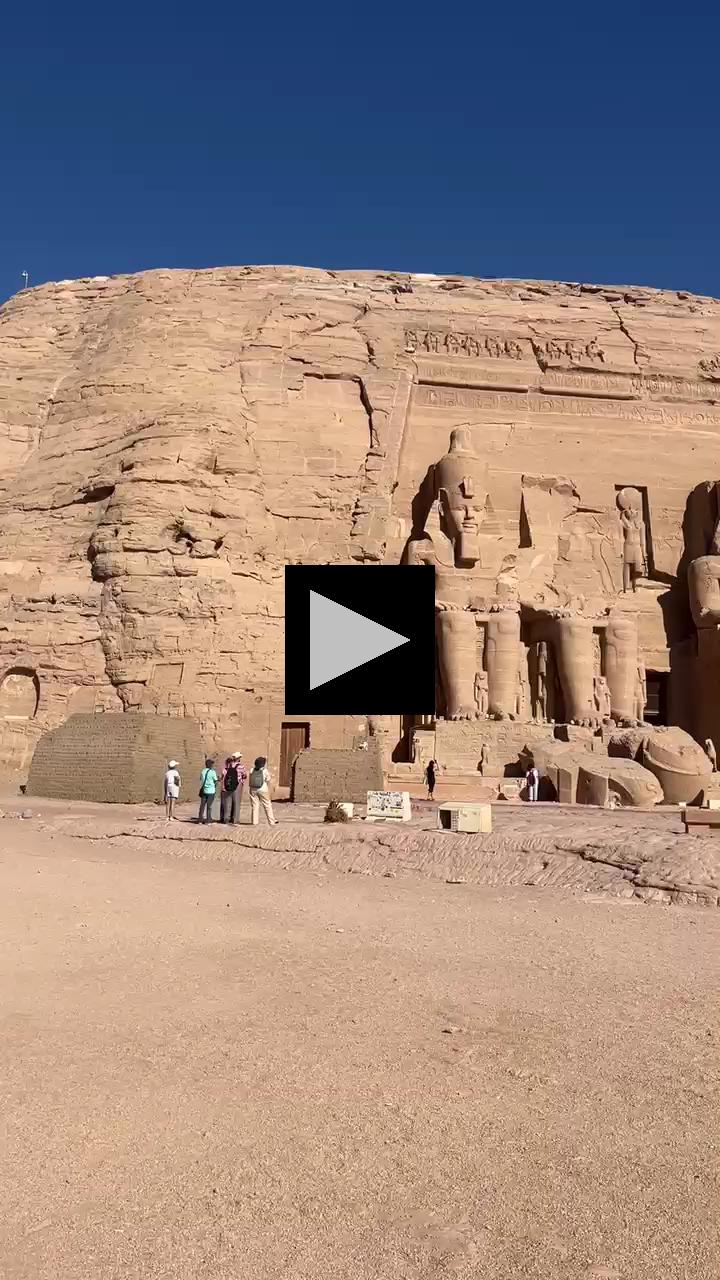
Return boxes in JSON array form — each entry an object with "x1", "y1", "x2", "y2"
[{"x1": 434, "y1": 719, "x2": 560, "y2": 776}]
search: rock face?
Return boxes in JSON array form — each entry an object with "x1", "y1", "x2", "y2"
[{"x1": 3, "y1": 266, "x2": 720, "y2": 780}]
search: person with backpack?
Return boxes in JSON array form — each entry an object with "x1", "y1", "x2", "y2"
[
  {"x1": 163, "y1": 759, "x2": 181, "y2": 821},
  {"x1": 198, "y1": 757, "x2": 219, "y2": 824},
  {"x1": 248, "y1": 756, "x2": 276, "y2": 826},
  {"x1": 220, "y1": 751, "x2": 247, "y2": 825},
  {"x1": 526, "y1": 764, "x2": 540, "y2": 802}
]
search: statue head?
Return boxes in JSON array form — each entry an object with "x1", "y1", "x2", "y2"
[
  {"x1": 448, "y1": 426, "x2": 474, "y2": 454},
  {"x1": 434, "y1": 428, "x2": 488, "y2": 568}
]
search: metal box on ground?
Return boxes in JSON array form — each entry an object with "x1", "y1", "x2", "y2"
[{"x1": 437, "y1": 802, "x2": 492, "y2": 834}]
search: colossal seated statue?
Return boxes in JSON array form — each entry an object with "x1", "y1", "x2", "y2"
[{"x1": 412, "y1": 430, "x2": 643, "y2": 730}]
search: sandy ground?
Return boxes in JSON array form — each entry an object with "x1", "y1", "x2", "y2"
[{"x1": 1, "y1": 803, "x2": 719, "y2": 1279}]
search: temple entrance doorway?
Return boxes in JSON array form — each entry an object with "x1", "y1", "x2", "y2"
[
  {"x1": 279, "y1": 722, "x2": 310, "y2": 788},
  {"x1": 644, "y1": 672, "x2": 668, "y2": 726}
]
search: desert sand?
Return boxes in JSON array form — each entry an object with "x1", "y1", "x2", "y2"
[{"x1": 2, "y1": 799, "x2": 719, "y2": 1279}]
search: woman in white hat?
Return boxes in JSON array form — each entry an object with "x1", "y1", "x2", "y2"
[{"x1": 163, "y1": 759, "x2": 181, "y2": 821}]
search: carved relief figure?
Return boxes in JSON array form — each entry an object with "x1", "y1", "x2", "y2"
[
  {"x1": 433, "y1": 427, "x2": 489, "y2": 568},
  {"x1": 617, "y1": 487, "x2": 647, "y2": 592},
  {"x1": 705, "y1": 738, "x2": 717, "y2": 771}
]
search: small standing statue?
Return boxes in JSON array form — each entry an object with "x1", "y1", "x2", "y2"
[
  {"x1": 479, "y1": 742, "x2": 490, "y2": 776},
  {"x1": 705, "y1": 738, "x2": 718, "y2": 772},
  {"x1": 617, "y1": 487, "x2": 647, "y2": 593},
  {"x1": 534, "y1": 641, "x2": 549, "y2": 722},
  {"x1": 633, "y1": 661, "x2": 647, "y2": 724},
  {"x1": 474, "y1": 669, "x2": 489, "y2": 718},
  {"x1": 514, "y1": 657, "x2": 530, "y2": 721}
]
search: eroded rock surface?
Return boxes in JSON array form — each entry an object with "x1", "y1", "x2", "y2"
[{"x1": 3, "y1": 267, "x2": 720, "y2": 772}]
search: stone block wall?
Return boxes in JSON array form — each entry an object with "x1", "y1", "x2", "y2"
[
  {"x1": 434, "y1": 720, "x2": 557, "y2": 775},
  {"x1": 27, "y1": 713, "x2": 205, "y2": 803},
  {"x1": 292, "y1": 747, "x2": 383, "y2": 803}
]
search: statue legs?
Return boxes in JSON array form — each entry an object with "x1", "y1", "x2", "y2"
[
  {"x1": 689, "y1": 555, "x2": 720, "y2": 628},
  {"x1": 604, "y1": 613, "x2": 639, "y2": 723},
  {"x1": 436, "y1": 611, "x2": 477, "y2": 719},
  {"x1": 485, "y1": 611, "x2": 521, "y2": 718},
  {"x1": 554, "y1": 617, "x2": 595, "y2": 723}
]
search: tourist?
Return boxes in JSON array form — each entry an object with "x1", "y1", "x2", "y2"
[
  {"x1": 424, "y1": 758, "x2": 437, "y2": 800},
  {"x1": 248, "y1": 756, "x2": 276, "y2": 826},
  {"x1": 163, "y1": 759, "x2": 181, "y2": 821},
  {"x1": 526, "y1": 764, "x2": 540, "y2": 802},
  {"x1": 198, "y1": 757, "x2": 219, "y2": 824},
  {"x1": 221, "y1": 751, "x2": 247, "y2": 824}
]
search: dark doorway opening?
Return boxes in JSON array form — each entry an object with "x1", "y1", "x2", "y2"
[
  {"x1": 644, "y1": 671, "x2": 668, "y2": 726},
  {"x1": 279, "y1": 722, "x2": 310, "y2": 788}
]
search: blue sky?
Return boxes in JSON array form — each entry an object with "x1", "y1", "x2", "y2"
[{"x1": 1, "y1": 0, "x2": 718, "y2": 303}]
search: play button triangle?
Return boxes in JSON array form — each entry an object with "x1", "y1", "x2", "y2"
[{"x1": 309, "y1": 590, "x2": 410, "y2": 691}]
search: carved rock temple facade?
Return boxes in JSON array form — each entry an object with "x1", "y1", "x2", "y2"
[{"x1": 1, "y1": 267, "x2": 720, "y2": 794}]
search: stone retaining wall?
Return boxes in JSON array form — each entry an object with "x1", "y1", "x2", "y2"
[
  {"x1": 27, "y1": 713, "x2": 205, "y2": 803},
  {"x1": 292, "y1": 747, "x2": 382, "y2": 803}
]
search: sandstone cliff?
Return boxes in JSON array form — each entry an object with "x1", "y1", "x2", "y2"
[{"x1": 2, "y1": 266, "x2": 720, "y2": 772}]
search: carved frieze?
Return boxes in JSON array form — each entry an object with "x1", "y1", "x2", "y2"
[
  {"x1": 531, "y1": 338, "x2": 606, "y2": 368},
  {"x1": 405, "y1": 329, "x2": 525, "y2": 360}
]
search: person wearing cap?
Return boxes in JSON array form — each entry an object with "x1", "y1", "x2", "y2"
[
  {"x1": 163, "y1": 759, "x2": 181, "y2": 821},
  {"x1": 220, "y1": 752, "x2": 248, "y2": 825}
]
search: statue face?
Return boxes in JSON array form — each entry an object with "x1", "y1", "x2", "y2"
[{"x1": 437, "y1": 491, "x2": 480, "y2": 567}]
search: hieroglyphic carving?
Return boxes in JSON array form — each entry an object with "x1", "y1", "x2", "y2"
[
  {"x1": 532, "y1": 338, "x2": 606, "y2": 368},
  {"x1": 405, "y1": 329, "x2": 525, "y2": 359},
  {"x1": 631, "y1": 374, "x2": 720, "y2": 401},
  {"x1": 414, "y1": 384, "x2": 720, "y2": 426},
  {"x1": 419, "y1": 363, "x2": 531, "y2": 389},
  {"x1": 541, "y1": 371, "x2": 637, "y2": 398}
]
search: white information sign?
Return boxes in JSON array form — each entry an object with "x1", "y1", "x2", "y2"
[{"x1": 365, "y1": 790, "x2": 412, "y2": 822}]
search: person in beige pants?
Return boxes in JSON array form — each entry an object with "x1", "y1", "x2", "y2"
[{"x1": 249, "y1": 756, "x2": 276, "y2": 825}]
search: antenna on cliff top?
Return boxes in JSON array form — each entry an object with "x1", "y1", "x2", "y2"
[{"x1": 21, "y1": 271, "x2": 29, "y2": 290}]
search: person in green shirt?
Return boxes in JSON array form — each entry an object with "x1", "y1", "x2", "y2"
[{"x1": 198, "y1": 758, "x2": 219, "y2": 824}]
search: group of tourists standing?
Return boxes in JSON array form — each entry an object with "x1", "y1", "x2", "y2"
[{"x1": 162, "y1": 753, "x2": 276, "y2": 825}]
